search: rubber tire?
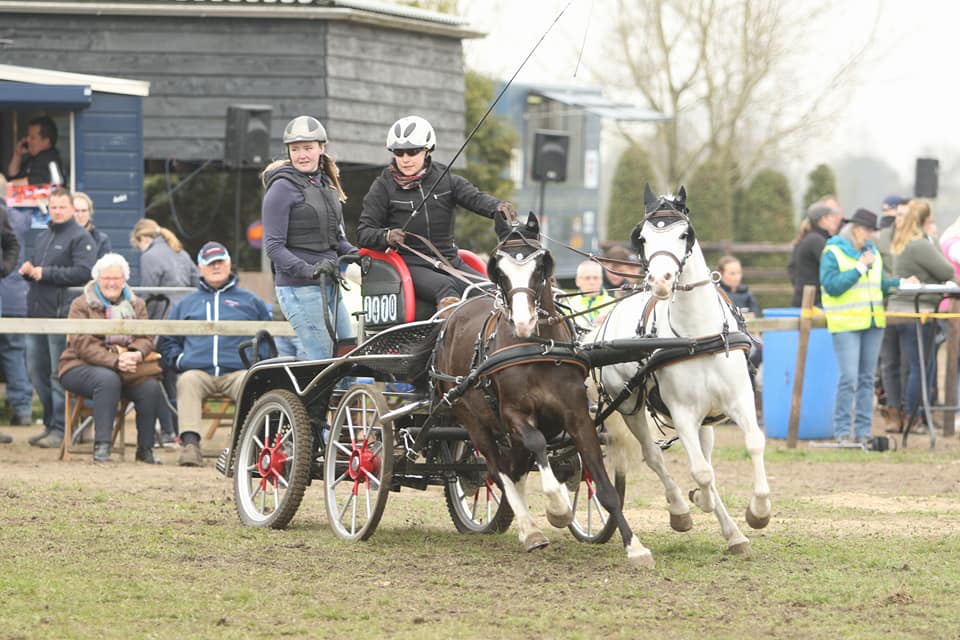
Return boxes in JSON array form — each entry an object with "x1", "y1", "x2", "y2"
[
  {"x1": 443, "y1": 439, "x2": 514, "y2": 534},
  {"x1": 323, "y1": 384, "x2": 393, "y2": 541},
  {"x1": 233, "y1": 389, "x2": 312, "y2": 529},
  {"x1": 566, "y1": 452, "x2": 626, "y2": 544}
]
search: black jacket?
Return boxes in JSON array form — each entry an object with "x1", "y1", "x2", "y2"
[
  {"x1": 357, "y1": 161, "x2": 507, "y2": 267},
  {"x1": 788, "y1": 227, "x2": 830, "y2": 307},
  {"x1": 26, "y1": 217, "x2": 96, "y2": 318},
  {"x1": 720, "y1": 281, "x2": 760, "y2": 316},
  {"x1": 0, "y1": 200, "x2": 20, "y2": 278}
]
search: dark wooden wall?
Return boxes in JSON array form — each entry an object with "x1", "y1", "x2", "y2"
[{"x1": 1, "y1": 12, "x2": 468, "y2": 166}]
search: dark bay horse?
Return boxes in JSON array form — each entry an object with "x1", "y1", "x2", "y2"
[{"x1": 432, "y1": 213, "x2": 652, "y2": 567}]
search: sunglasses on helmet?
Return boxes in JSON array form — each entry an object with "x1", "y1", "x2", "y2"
[{"x1": 392, "y1": 148, "x2": 426, "y2": 158}]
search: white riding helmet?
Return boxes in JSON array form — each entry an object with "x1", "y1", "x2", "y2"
[
  {"x1": 283, "y1": 116, "x2": 327, "y2": 144},
  {"x1": 386, "y1": 115, "x2": 436, "y2": 151}
]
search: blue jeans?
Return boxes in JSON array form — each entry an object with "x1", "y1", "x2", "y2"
[
  {"x1": 890, "y1": 322, "x2": 937, "y2": 418},
  {"x1": 276, "y1": 284, "x2": 353, "y2": 361},
  {"x1": 0, "y1": 329, "x2": 34, "y2": 418},
  {"x1": 831, "y1": 327, "x2": 884, "y2": 441},
  {"x1": 26, "y1": 333, "x2": 67, "y2": 435}
]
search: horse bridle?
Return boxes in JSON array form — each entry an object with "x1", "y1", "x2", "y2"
[
  {"x1": 490, "y1": 234, "x2": 553, "y2": 322},
  {"x1": 631, "y1": 198, "x2": 714, "y2": 293}
]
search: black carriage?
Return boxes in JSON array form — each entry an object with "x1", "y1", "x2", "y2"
[{"x1": 217, "y1": 249, "x2": 621, "y2": 543}]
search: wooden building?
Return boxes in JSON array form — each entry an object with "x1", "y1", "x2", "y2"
[{"x1": 1, "y1": 1, "x2": 484, "y2": 271}]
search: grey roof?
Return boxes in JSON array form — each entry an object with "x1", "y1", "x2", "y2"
[
  {"x1": 0, "y1": 0, "x2": 484, "y2": 38},
  {"x1": 536, "y1": 89, "x2": 671, "y2": 123}
]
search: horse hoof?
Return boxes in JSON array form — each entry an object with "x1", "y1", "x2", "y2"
[
  {"x1": 726, "y1": 541, "x2": 752, "y2": 557},
  {"x1": 627, "y1": 549, "x2": 656, "y2": 569},
  {"x1": 745, "y1": 507, "x2": 770, "y2": 530},
  {"x1": 546, "y1": 510, "x2": 574, "y2": 528},
  {"x1": 670, "y1": 512, "x2": 694, "y2": 532},
  {"x1": 524, "y1": 532, "x2": 550, "y2": 552}
]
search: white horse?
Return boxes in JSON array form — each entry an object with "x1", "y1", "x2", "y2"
[{"x1": 586, "y1": 185, "x2": 771, "y2": 556}]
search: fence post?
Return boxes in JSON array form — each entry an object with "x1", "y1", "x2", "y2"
[{"x1": 787, "y1": 285, "x2": 816, "y2": 448}]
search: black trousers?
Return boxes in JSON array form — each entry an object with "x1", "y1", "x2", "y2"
[
  {"x1": 60, "y1": 364, "x2": 161, "y2": 450},
  {"x1": 407, "y1": 259, "x2": 484, "y2": 304}
]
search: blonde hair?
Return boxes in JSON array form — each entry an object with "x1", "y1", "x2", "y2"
[
  {"x1": 130, "y1": 218, "x2": 184, "y2": 252},
  {"x1": 73, "y1": 192, "x2": 94, "y2": 217},
  {"x1": 261, "y1": 154, "x2": 347, "y2": 203},
  {"x1": 891, "y1": 199, "x2": 931, "y2": 256},
  {"x1": 716, "y1": 255, "x2": 741, "y2": 274}
]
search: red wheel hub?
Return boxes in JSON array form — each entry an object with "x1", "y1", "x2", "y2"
[
  {"x1": 257, "y1": 431, "x2": 289, "y2": 490},
  {"x1": 348, "y1": 437, "x2": 381, "y2": 494}
]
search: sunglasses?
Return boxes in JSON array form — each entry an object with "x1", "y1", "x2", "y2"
[{"x1": 392, "y1": 148, "x2": 426, "y2": 158}]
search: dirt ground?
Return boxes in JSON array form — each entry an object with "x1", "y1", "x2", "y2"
[{"x1": 2, "y1": 411, "x2": 958, "y2": 535}]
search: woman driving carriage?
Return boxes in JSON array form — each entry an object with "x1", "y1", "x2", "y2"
[
  {"x1": 356, "y1": 115, "x2": 519, "y2": 314},
  {"x1": 261, "y1": 115, "x2": 357, "y2": 360}
]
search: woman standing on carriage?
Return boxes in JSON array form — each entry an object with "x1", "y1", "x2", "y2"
[
  {"x1": 356, "y1": 115, "x2": 519, "y2": 315},
  {"x1": 261, "y1": 115, "x2": 357, "y2": 360}
]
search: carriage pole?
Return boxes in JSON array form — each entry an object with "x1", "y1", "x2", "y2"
[{"x1": 786, "y1": 285, "x2": 817, "y2": 448}]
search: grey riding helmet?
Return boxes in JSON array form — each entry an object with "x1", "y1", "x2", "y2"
[
  {"x1": 283, "y1": 116, "x2": 327, "y2": 144},
  {"x1": 386, "y1": 115, "x2": 436, "y2": 151}
]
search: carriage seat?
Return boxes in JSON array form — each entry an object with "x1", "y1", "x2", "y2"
[{"x1": 359, "y1": 248, "x2": 487, "y2": 331}]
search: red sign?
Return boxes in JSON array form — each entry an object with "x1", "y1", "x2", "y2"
[{"x1": 6, "y1": 183, "x2": 54, "y2": 208}]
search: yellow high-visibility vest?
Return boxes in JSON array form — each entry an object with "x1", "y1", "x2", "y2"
[{"x1": 821, "y1": 244, "x2": 886, "y2": 332}]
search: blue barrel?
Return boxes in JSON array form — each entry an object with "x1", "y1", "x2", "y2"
[{"x1": 761, "y1": 308, "x2": 838, "y2": 439}]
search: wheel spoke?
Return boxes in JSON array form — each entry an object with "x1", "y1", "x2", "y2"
[{"x1": 333, "y1": 440, "x2": 353, "y2": 457}]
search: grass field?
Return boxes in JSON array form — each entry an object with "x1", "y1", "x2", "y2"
[{"x1": 1, "y1": 422, "x2": 959, "y2": 640}]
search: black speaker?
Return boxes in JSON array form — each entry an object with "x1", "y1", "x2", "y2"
[
  {"x1": 224, "y1": 104, "x2": 272, "y2": 167},
  {"x1": 915, "y1": 157, "x2": 939, "y2": 198},
  {"x1": 532, "y1": 130, "x2": 569, "y2": 182}
]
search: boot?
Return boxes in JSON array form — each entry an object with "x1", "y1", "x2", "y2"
[
  {"x1": 136, "y1": 447, "x2": 162, "y2": 465},
  {"x1": 436, "y1": 296, "x2": 461, "y2": 319},
  {"x1": 93, "y1": 443, "x2": 111, "y2": 463},
  {"x1": 884, "y1": 407, "x2": 903, "y2": 433}
]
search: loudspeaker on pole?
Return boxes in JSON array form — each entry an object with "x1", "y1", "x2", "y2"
[
  {"x1": 532, "y1": 130, "x2": 570, "y2": 182},
  {"x1": 224, "y1": 105, "x2": 273, "y2": 167},
  {"x1": 914, "y1": 157, "x2": 939, "y2": 198}
]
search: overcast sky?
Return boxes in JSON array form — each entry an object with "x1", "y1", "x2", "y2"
[{"x1": 461, "y1": 0, "x2": 959, "y2": 210}]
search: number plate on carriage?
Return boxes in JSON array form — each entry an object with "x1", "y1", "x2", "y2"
[{"x1": 363, "y1": 293, "x2": 399, "y2": 324}]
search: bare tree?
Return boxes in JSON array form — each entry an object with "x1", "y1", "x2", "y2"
[{"x1": 601, "y1": 0, "x2": 877, "y2": 188}]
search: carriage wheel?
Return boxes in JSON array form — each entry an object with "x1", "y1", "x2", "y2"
[
  {"x1": 323, "y1": 384, "x2": 393, "y2": 541},
  {"x1": 233, "y1": 390, "x2": 312, "y2": 529},
  {"x1": 443, "y1": 440, "x2": 514, "y2": 534},
  {"x1": 565, "y1": 453, "x2": 626, "y2": 544}
]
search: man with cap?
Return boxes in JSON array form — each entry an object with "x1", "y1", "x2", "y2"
[
  {"x1": 788, "y1": 196, "x2": 844, "y2": 307},
  {"x1": 820, "y1": 209, "x2": 917, "y2": 444},
  {"x1": 158, "y1": 241, "x2": 271, "y2": 466}
]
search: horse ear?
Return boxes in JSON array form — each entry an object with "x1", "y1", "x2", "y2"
[
  {"x1": 677, "y1": 185, "x2": 687, "y2": 207},
  {"x1": 525, "y1": 212, "x2": 540, "y2": 237},
  {"x1": 643, "y1": 183, "x2": 657, "y2": 211}
]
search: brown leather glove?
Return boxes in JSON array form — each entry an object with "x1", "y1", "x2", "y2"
[
  {"x1": 386, "y1": 228, "x2": 405, "y2": 248},
  {"x1": 496, "y1": 201, "x2": 519, "y2": 223}
]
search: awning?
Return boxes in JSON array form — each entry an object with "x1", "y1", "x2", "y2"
[
  {"x1": 534, "y1": 89, "x2": 671, "y2": 122},
  {"x1": 0, "y1": 81, "x2": 92, "y2": 109}
]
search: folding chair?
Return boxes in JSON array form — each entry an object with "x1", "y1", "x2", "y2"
[{"x1": 60, "y1": 390, "x2": 131, "y2": 461}]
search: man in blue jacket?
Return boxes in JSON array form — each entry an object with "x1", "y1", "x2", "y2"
[{"x1": 158, "y1": 242, "x2": 271, "y2": 466}]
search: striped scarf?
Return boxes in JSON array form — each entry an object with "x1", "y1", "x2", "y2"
[{"x1": 390, "y1": 157, "x2": 431, "y2": 190}]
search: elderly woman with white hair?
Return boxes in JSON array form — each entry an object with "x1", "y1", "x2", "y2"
[{"x1": 58, "y1": 253, "x2": 163, "y2": 463}]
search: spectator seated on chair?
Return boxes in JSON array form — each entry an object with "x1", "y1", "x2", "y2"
[
  {"x1": 57, "y1": 253, "x2": 164, "y2": 463},
  {"x1": 158, "y1": 242, "x2": 271, "y2": 467}
]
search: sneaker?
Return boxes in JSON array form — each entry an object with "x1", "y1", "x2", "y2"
[
  {"x1": 0, "y1": 431, "x2": 12, "y2": 444},
  {"x1": 30, "y1": 432, "x2": 64, "y2": 449},
  {"x1": 28, "y1": 430, "x2": 51, "y2": 445},
  {"x1": 93, "y1": 443, "x2": 111, "y2": 463},
  {"x1": 178, "y1": 443, "x2": 203, "y2": 467},
  {"x1": 159, "y1": 432, "x2": 178, "y2": 449},
  {"x1": 136, "y1": 448, "x2": 162, "y2": 464}
]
